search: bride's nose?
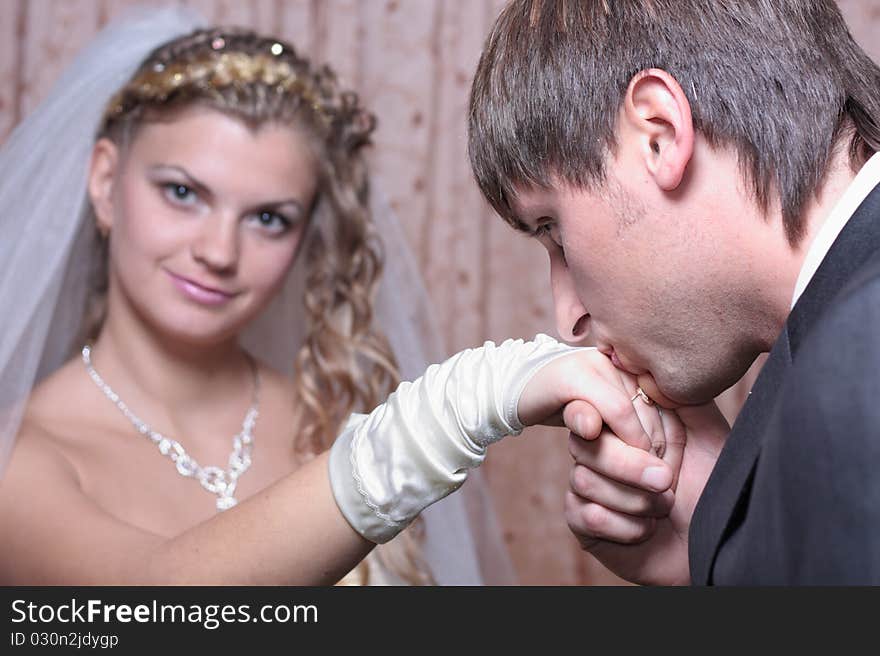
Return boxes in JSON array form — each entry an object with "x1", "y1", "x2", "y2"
[{"x1": 191, "y1": 213, "x2": 239, "y2": 273}]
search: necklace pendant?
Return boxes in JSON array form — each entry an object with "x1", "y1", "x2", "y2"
[{"x1": 82, "y1": 344, "x2": 259, "y2": 514}]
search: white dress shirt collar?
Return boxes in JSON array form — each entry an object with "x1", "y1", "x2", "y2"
[{"x1": 791, "y1": 151, "x2": 880, "y2": 309}]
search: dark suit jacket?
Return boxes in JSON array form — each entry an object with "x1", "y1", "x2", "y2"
[{"x1": 689, "y1": 182, "x2": 880, "y2": 584}]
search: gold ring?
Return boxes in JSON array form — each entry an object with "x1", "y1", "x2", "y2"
[{"x1": 631, "y1": 387, "x2": 654, "y2": 406}]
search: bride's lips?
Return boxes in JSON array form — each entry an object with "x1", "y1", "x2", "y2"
[{"x1": 166, "y1": 271, "x2": 239, "y2": 306}]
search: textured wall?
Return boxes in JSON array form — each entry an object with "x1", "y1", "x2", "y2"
[{"x1": 1, "y1": 0, "x2": 878, "y2": 585}]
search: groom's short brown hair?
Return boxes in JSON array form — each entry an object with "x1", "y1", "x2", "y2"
[{"x1": 468, "y1": 0, "x2": 880, "y2": 244}]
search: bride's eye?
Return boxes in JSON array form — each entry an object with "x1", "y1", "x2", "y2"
[
  {"x1": 247, "y1": 210, "x2": 293, "y2": 235},
  {"x1": 161, "y1": 182, "x2": 198, "y2": 206}
]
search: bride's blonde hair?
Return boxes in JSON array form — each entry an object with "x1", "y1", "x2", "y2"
[{"x1": 81, "y1": 26, "x2": 434, "y2": 585}]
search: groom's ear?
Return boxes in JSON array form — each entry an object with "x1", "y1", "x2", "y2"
[
  {"x1": 88, "y1": 138, "x2": 120, "y2": 234},
  {"x1": 620, "y1": 68, "x2": 694, "y2": 192}
]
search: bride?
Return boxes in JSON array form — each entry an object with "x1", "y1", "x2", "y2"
[{"x1": 0, "y1": 8, "x2": 671, "y2": 585}]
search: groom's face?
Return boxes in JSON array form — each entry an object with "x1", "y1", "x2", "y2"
[{"x1": 511, "y1": 170, "x2": 764, "y2": 406}]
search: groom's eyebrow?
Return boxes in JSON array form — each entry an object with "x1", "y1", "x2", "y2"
[
  {"x1": 509, "y1": 216, "x2": 536, "y2": 235},
  {"x1": 503, "y1": 202, "x2": 536, "y2": 235},
  {"x1": 505, "y1": 197, "x2": 546, "y2": 238}
]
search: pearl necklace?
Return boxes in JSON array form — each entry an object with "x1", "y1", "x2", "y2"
[{"x1": 81, "y1": 345, "x2": 259, "y2": 511}]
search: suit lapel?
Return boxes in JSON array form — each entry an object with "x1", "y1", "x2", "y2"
[
  {"x1": 689, "y1": 330, "x2": 791, "y2": 584},
  {"x1": 689, "y1": 181, "x2": 880, "y2": 585}
]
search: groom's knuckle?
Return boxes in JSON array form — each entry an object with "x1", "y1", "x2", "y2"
[
  {"x1": 615, "y1": 518, "x2": 648, "y2": 544},
  {"x1": 581, "y1": 503, "x2": 609, "y2": 532},
  {"x1": 630, "y1": 518, "x2": 655, "y2": 543},
  {"x1": 631, "y1": 493, "x2": 653, "y2": 516},
  {"x1": 570, "y1": 465, "x2": 594, "y2": 497}
]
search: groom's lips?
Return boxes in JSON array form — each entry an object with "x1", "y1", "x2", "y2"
[{"x1": 607, "y1": 348, "x2": 643, "y2": 376}]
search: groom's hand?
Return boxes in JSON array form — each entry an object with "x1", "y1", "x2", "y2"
[{"x1": 563, "y1": 401, "x2": 728, "y2": 585}]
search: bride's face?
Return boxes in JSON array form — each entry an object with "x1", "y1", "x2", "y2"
[{"x1": 88, "y1": 106, "x2": 318, "y2": 346}]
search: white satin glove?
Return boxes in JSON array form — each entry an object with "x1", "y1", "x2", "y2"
[{"x1": 329, "y1": 334, "x2": 584, "y2": 543}]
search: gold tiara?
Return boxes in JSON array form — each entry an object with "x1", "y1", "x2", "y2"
[{"x1": 102, "y1": 40, "x2": 327, "y2": 126}]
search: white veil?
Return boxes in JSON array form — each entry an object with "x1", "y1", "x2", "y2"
[
  {"x1": 0, "y1": 6, "x2": 203, "y2": 474},
  {"x1": 0, "y1": 6, "x2": 515, "y2": 585}
]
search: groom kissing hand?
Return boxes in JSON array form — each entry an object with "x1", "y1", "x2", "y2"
[{"x1": 470, "y1": 0, "x2": 880, "y2": 585}]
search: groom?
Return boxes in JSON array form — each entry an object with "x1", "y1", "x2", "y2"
[{"x1": 468, "y1": 0, "x2": 880, "y2": 584}]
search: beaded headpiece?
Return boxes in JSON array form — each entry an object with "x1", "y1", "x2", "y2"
[{"x1": 102, "y1": 36, "x2": 328, "y2": 128}]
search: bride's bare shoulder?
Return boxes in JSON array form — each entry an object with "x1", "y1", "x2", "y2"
[
  {"x1": 0, "y1": 366, "x2": 87, "y2": 544},
  {"x1": 0, "y1": 361, "x2": 158, "y2": 585},
  {"x1": 8, "y1": 356, "x2": 97, "y2": 481},
  {"x1": 5, "y1": 419, "x2": 80, "y2": 492},
  {"x1": 23, "y1": 356, "x2": 96, "y2": 437}
]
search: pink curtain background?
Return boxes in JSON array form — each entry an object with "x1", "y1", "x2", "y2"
[{"x1": 2, "y1": 0, "x2": 877, "y2": 584}]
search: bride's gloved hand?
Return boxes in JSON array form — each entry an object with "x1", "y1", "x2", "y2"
[{"x1": 328, "y1": 334, "x2": 666, "y2": 543}]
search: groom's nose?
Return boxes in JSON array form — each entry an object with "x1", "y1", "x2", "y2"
[{"x1": 549, "y1": 250, "x2": 590, "y2": 344}]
